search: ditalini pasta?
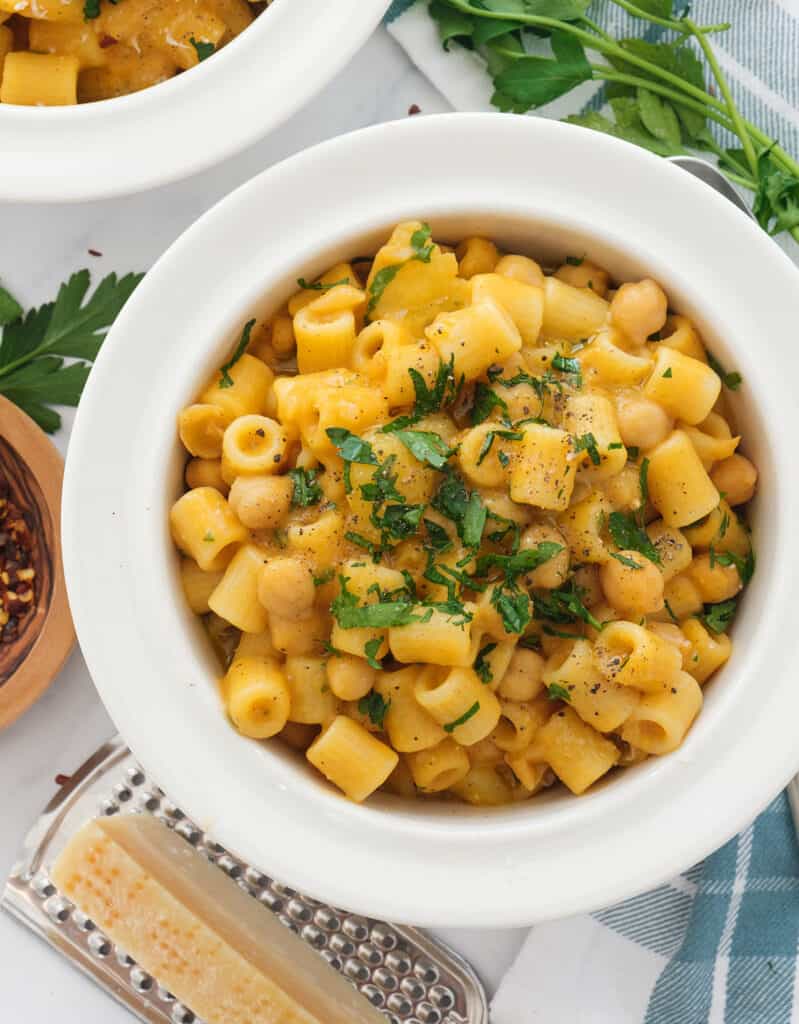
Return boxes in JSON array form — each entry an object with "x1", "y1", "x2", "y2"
[{"x1": 170, "y1": 221, "x2": 757, "y2": 804}]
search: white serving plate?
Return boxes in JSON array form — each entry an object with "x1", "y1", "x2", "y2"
[
  {"x1": 0, "y1": 0, "x2": 389, "y2": 202},
  {"x1": 63, "y1": 113, "x2": 799, "y2": 927}
]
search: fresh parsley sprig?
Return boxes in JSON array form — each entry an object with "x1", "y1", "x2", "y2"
[
  {"x1": 427, "y1": 0, "x2": 799, "y2": 243},
  {"x1": 0, "y1": 269, "x2": 143, "y2": 432}
]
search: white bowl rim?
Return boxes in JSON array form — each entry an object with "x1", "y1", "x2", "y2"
[
  {"x1": 0, "y1": 0, "x2": 389, "y2": 202},
  {"x1": 63, "y1": 112, "x2": 799, "y2": 927}
]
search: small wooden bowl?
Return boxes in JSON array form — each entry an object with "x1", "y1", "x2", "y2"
[{"x1": 0, "y1": 397, "x2": 75, "y2": 729}]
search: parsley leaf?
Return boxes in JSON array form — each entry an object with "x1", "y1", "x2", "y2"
[
  {"x1": 219, "y1": 319, "x2": 255, "y2": 388},
  {"x1": 702, "y1": 598, "x2": 737, "y2": 634},
  {"x1": 713, "y1": 547, "x2": 755, "y2": 585},
  {"x1": 288, "y1": 467, "x2": 323, "y2": 507},
  {"x1": 533, "y1": 579, "x2": 603, "y2": 631},
  {"x1": 462, "y1": 491, "x2": 487, "y2": 548},
  {"x1": 326, "y1": 428, "x2": 377, "y2": 492},
  {"x1": 473, "y1": 542, "x2": 563, "y2": 578},
  {"x1": 83, "y1": 0, "x2": 100, "y2": 18},
  {"x1": 423, "y1": 518, "x2": 453, "y2": 552},
  {"x1": 573, "y1": 431, "x2": 601, "y2": 466},
  {"x1": 610, "y1": 551, "x2": 643, "y2": 569},
  {"x1": 547, "y1": 683, "x2": 572, "y2": 702},
  {"x1": 551, "y1": 352, "x2": 583, "y2": 385},
  {"x1": 0, "y1": 283, "x2": 22, "y2": 327},
  {"x1": 443, "y1": 701, "x2": 480, "y2": 733},
  {"x1": 474, "y1": 642, "x2": 498, "y2": 683},
  {"x1": 477, "y1": 428, "x2": 522, "y2": 466},
  {"x1": 358, "y1": 689, "x2": 390, "y2": 727},
  {"x1": 492, "y1": 30, "x2": 591, "y2": 113},
  {"x1": 565, "y1": 255, "x2": 584, "y2": 266},
  {"x1": 0, "y1": 269, "x2": 143, "y2": 432},
  {"x1": 312, "y1": 568, "x2": 335, "y2": 587},
  {"x1": 492, "y1": 583, "x2": 531, "y2": 634},
  {"x1": 367, "y1": 223, "x2": 435, "y2": 315},
  {"x1": 431, "y1": 469, "x2": 486, "y2": 548},
  {"x1": 331, "y1": 575, "x2": 421, "y2": 629},
  {"x1": 190, "y1": 36, "x2": 215, "y2": 61},
  {"x1": 363, "y1": 638, "x2": 384, "y2": 671},
  {"x1": 608, "y1": 511, "x2": 661, "y2": 565},
  {"x1": 707, "y1": 350, "x2": 743, "y2": 391},
  {"x1": 296, "y1": 276, "x2": 349, "y2": 291},
  {"x1": 392, "y1": 428, "x2": 453, "y2": 469},
  {"x1": 378, "y1": 502, "x2": 426, "y2": 539},
  {"x1": 472, "y1": 382, "x2": 510, "y2": 426}
]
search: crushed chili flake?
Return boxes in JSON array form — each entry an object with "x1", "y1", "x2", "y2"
[
  {"x1": 408, "y1": 103, "x2": 421, "y2": 116},
  {"x1": 88, "y1": 248, "x2": 103, "y2": 257},
  {"x1": 54, "y1": 773, "x2": 73, "y2": 786},
  {"x1": 0, "y1": 473, "x2": 36, "y2": 645},
  {"x1": 99, "y1": 35, "x2": 117, "y2": 48}
]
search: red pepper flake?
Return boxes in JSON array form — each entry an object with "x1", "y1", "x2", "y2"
[
  {"x1": 54, "y1": 773, "x2": 73, "y2": 786},
  {"x1": 88, "y1": 248, "x2": 103, "y2": 257},
  {"x1": 408, "y1": 103, "x2": 421, "y2": 116},
  {"x1": 0, "y1": 473, "x2": 36, "y2": 644},
  {"x1": 99, "y1": 34, "x2": 117, "y2": 48}
]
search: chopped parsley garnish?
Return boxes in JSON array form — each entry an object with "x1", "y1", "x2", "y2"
[
  {"x1": 378, "y1": 502, "x2": 426, "y2": 539},
  {"x1": 325, "y1": 428, "x2": 377, "y2": 492},
  {"x1": 83, "y1": 0, "x2": 100, "y2": 18},
  {"x1": 662, "y1": 367, "x2": 673, "y2": 378},
  {"x1": 492, "y1": 583, "x2": 531, "y2": 634},
  {"x1": 392, "y1": 428, "x2": 453, "y2": 469},
  {"x1": 610, "y1": 551, "x2": 643, "y2": 570},
  {"x1": 360, "y1": 454, "x2": 404, "y2": 504},
  {"x1": 519, "y1": 634, "x2": 542, "y2": 651},
  {"x1": 190, "y1": 37, "x2": 215, "y2": 61},
  {"x1": 382, "y1": 357, "x2": 462, "y2": 432},
  {"x1": 608, "y1": 512, "x2": 661, "y2": 565},
  {"x1": 431, "y1": 469, "x2": 486, "y2": 548},
  {"x1": 565, "y1": 255, "x2": 584, "y2": 267},
  {"x1": 712, "y1": 547, "x2": 755, "y2": 585},
  {"x1": 296, "y1": 276, "x2": 349, "y2": 291},
  {"x1": 423, "y1": 518, "x2": 453, "y2": 552},
  {"x1": 702, "y1": 598, "x2": 738, "y2": 634},
  {"x1": 367, "y1": 223, "x2": 434, "y2": 315},
  {"x1": 219, "y1": 319, "x2": 255, "y2": 389},
  {"x1": 358, "y1": 689, "x2": 390, "y2": 727},
  {"x1": 312, "y1": 568, "x2": 335, "y2": 587},
  {"x1": 443, "y1": 701, "x2": 480, "y2": 733},
  {"x1": 498, "y1": 450, "x2": 510, "y2": 467},
  {"x1": 473, "y1": 542, "x2": 562, "y2": 579},
  {"x1": 363, "y1": 638, "x2": 384, "y2": 671},
  {"x1": 547, "y1": 682, "x2": 572, "y2": 702},
  {"x1": 202, "y1": 531, "x2": 214, "y2": 542},
  {"x1": 707, "y1": 350, "x2": 743, "y2": 391},
  {"x1": 639, "y1": 457, "x2": 651, "y2": 505},
  {"x1": 288, "y1": 467, "x2": 323, "y2": 507},
  {"x1": 474, "y1": 642, "x2": 498, "y2": 683},
  {"x1": 608, "y1": 442, "x2": 624, "y2": 450},
  {"x1": 573, "y1": 431, "x2": 601, "y2": 466},
  {"x1": 472, "y1": 382, "x2": 510, "y2": 426},
  {"x1": 551, "y1": 352, "x2": 583, "y2": 386},
  {"x1": 345, "y1": 531, "x2": 382, "y2": 559},
  {"x1": 627, "y1": 446, "x2": 640, "y2": 460},
  {"x1": 476, "y1": 428, "x2": 522, "y2": 466},
  {"x1": 664, "y1": 598, "x2": 679, "y2": 624},
  {"x1": 331, "y1": 575, "x2": 421, "y2": 629},
  {"x1": 533, "y1": 580, "x2": 603, "y2": 631}
]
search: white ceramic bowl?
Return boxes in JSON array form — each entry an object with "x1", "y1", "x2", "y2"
[
  {"x1": 0, "y1": 0, "x2": 388, "y2": 202},
  {"x1": 63, "y1": 113, "x2": 799, "y2": 928}
]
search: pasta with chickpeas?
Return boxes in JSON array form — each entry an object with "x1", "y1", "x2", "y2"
[{"x1": 170, "y1": 221, "x2": 757, "y2": 804}]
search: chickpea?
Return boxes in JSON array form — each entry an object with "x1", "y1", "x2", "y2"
[
  {"x1": 257, "y1": 557, "x2": 316, "y2": 620},
  {"x1": 229, "y1": 475, "x2": 292, "y2": 530},
  {"x1": 494, "y1": 254, "x2": 545, "y2": 288},
  {"x1": 327, "y1": 655, "x2": 375, "y2": 701},
  {"x1": 498, "y1": 648, "x2": 545, "y2": 702},
  {"x1": 710, "y1": 454, "x2": 757, "y2": 507},
  {"x1": 600, "y1": 549, "x2": 664, "y2": 617},
  {"x1": 687, "y1": 554, "x2": 742, "y2": 604},
  {"x1": 610, "y1": 278, "x2": 668, "y2": 347},
  {"x1": 615, "y1": 394, "x2": 673, "y2": 451},
  {"x1": 554, "y1": 260, "x2": 610, "y2": 297},
  {"x1": 520, "y1": 523, "x2": 570, "y2": 589},
  {"x1": 185, "y1": 458, "x2": 228, "y2": 494}
]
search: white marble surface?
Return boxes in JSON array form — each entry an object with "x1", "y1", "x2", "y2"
[{"x1": 0, "y1": 26, "x2": 528, "y2": 1020}]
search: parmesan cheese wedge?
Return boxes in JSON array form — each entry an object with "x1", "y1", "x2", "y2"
[{"x1": 51, "y1": 815, "x2": 384, "y2": 1024}]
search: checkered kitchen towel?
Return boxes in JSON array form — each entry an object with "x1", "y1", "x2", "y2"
[{"x1": 385, "y1": 2, "x2": 799, "y2": 1020}]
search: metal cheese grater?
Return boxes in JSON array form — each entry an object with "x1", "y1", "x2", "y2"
[{"x1": 1, "y1": 737, "x2": 489, "y2": 1024}]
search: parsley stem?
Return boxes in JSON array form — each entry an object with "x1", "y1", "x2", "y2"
[
  {"x1": 609, "y1": 0, "x2": 729, "y2": 36},
  {"x1": 682, "y1": 17, "x2": 758, "y2": 180}
]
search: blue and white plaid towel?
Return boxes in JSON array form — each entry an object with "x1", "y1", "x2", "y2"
[{"x1": 385, "y1": 2, "x2": 799, "y2": 1019}]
